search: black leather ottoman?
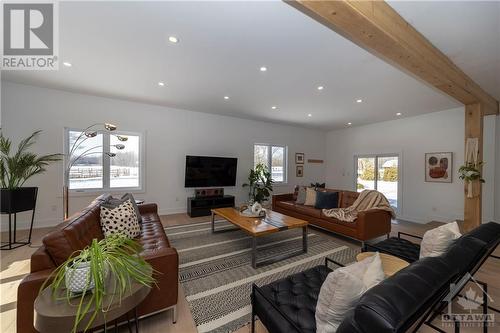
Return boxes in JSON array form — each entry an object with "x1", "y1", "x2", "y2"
[
  {"x1": 365, "y1": 236, "x2": 420, "y2": 262},
  {"x1": 252, "y1": 265, "x2": 331, "y2": 333}
]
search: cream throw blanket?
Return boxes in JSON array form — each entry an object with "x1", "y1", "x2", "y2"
[{"x1": 322, "y1": 190, "x2": 395, "y2": 222}]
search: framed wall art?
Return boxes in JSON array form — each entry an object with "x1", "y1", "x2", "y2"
[
  {"x1": 425, "y1": 152, "x2": 452, "y2": 183},
  {"x1": 296, "y1": 165, "x2": 304, "y2": 177},
  {"x1": 295, "y1": 153, "x2": 304, "y2": 164}
]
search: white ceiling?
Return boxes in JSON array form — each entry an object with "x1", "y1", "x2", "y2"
[
  {"x1": 389, "y1": 1, "x2": 500, "y2": 102},
  {"x1": 3, "y1": 1, "x2": 496, "y2": 130}
]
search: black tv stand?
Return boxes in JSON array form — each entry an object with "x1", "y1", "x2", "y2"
[{"x1": 187, "y1": 195, "x2": 235, "y2": 217}]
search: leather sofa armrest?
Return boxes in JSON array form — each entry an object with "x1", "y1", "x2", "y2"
[
  {"x1": 357, "y1": 209, "x2": 392, "y2": 241},
  {"x1": 30, "y1": 246, "x2": 56, "y2": 272},
  {"x1": 138, "y1": 203, "x2": 158, "y2": 215},
  {"x1": 272, "y1": 193, "x2": 294, "y2": 209},
  {"x1": 17, "y1": 269, "x2": 55, "y2": 333},
  {"x1": 139, "y1": 247, "x2": 179, "y2": 313}
]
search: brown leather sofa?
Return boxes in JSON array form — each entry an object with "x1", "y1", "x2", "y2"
[
  {"x1": 272, "y1": 189, "x2": 391, "y2": 243},
  {"x1": 17, "y1": 194, "x2": 179, "y2": 333}
]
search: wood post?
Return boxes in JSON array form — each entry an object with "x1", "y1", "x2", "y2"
[{"x1": 463, "y1": 103, "x2": 483, "y2": 232}]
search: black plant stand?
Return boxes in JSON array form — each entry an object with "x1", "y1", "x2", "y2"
[{"x1": 1, "y1": 187, "x2": 38, "y2": 250}]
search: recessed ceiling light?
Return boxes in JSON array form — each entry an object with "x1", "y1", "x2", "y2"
[
  {"x1": 224, "y1": 96, "x2": 229, "y2": 100},
  {"x1": 317, "y1": 86, "x2": 324, "y2": 91},
  {"x1": 271, "y1": 106, "x2": 277, "y2": 110},
  {"x1": 260, "y1": 66, "x2": 267, "y2": 72},
  {"x1": 63, "y1": 62, "x2": 72, "y2": 67},
  {"x1": 168, "y1": 36, "x2": 179, "y2": 43},
  {"x1": 158, "y1": 82, "x2": 165, "y2": 86},
  {"x1": 356, "y1": 99, "x2": 363, "y2": 103},
  {"x1": 396, "y1": 112, "x2": 402, "y2": 116},
  {"x1": 347, "y1": 122, "x2": 352, "y2": 126},
  {"x1": 308, "y1": 113, "x2": 312, "y2": 117}
]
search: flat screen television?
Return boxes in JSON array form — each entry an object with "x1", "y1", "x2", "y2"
[{"x1": 184, "y1": 155, "x2": 238, "y2": 188}]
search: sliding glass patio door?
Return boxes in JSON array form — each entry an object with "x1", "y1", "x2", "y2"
[{"x1": 355, "y1": 154, "x2": 400, "y2": 211}]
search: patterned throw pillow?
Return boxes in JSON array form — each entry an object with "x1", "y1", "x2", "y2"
[
  {"x1": 100, "y1": 199, "x2": 140, "y2": 238},
  {"x1": 103, "y1": 193, "x2": 142, "y2": 223}
]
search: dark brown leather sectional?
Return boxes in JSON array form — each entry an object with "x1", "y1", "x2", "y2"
[
  {"x1": 272, "y1": 189, "x2": 391, "y2": 242},
  {"x1": 17, "y1": 195, "x2": 179, "y2": 333}
]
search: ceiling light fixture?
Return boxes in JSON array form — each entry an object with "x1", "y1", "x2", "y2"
[
  {"x1": 347, "y1": 122, "x2": 352, "y2": 126},
  {"x1": 308, "y1": 113, "x2": 312, "y2": 117},
  {"x1": 224, "y1": 96, "x2": 229, "y2": 100},
  {"x1": 168, "y1": 36, "x2": 179, "y2": 43},
  {"x1": 260, "y1": 66, "x2": 267, "y2": 72},
  {"x1": 158, "y1": 82, "x2": 165, "y2": 86},
  {"x1": 317, "y1": 86, "x2": 324, "y2": 91},
  {"x1": 63, "y1": 62, "x2": 72, "y2": 67},
  {"x1": 356, "y1": 99, "x2": 363, "y2": 103},
  {"x1": 271, "y1": 106, "x2": 277, "y2": 110},
  {"x1": 396, "y1": 112, "x2": 402, "y2": 116}
]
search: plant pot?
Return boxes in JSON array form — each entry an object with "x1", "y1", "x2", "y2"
[
  {"x1": 65, "y1": 261, "x2": 95, "y2": 294},
  {"x1": 0, "y1": 187, "x2": 38, "y2": 214}
]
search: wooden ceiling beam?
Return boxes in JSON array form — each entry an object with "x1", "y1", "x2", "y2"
[{"x1": 286, "y1": 0, "x2": 499, "y2": 115}]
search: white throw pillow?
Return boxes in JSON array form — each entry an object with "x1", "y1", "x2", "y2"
[
  {"x1": 363, "y1": 252, "x2": 386, "y2": 288},
  {"x1": 100, "y1": 199, "x2": 141, "y2": 238},
  {"x1": 315, "y1": 253, "x2": 385, "y2": 333},
  {"x1": 419, "y1": 221, "x2": 461, "y2": 259},
  {"x1": 304, "y1": 187, "x2": 317, "y2": 206}
]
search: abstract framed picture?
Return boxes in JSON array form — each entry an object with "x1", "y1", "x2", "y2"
[
  {"x1": 296, "y1": 165, "x2": 304, "y2": 177},
  {"x1": 295, "y1": 153, "x2": 304, "y2": 164},
  {"x1": 425, "y1": 152, "x2": 452, "y2": 183}
]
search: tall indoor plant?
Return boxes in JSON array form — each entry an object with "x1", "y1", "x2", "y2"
[
  {"x1": 243, "y1": 163, "x2": 274, "y2": 204},
  {"x1": 0, "y1": 130, "x2": 62, "y2": 189},
  {"x1": 0, "y1": 130, "x2": 61, "y2": 246},
  {"x1": 41, "y1": 234, "x2": 156, "y2": 333}
]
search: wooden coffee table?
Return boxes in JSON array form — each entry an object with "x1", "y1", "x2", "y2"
[
  {"x1": 356, "y1": 251, "x2": 409, "y2": 276},
  {"x1": 211, "y1": 207, "x2": 308, "y2": 268}
]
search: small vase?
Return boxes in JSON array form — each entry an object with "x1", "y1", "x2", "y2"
[{"x1": 65, "y1": 261, "x2": 94, "y2": 294}]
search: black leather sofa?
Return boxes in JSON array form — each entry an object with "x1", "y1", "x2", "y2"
[
  {"x1": 251, "y1": 222, "x2": 500, "y2": 333},
  {"x1": 365, "y1": 221, "x2": 500, "y2": 264}
]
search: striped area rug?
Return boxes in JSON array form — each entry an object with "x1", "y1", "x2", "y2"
[{"x1": 166, "y1": 220, "x2": 359, "y2": 333}]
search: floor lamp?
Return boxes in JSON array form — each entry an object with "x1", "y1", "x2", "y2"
[{"x1": 63, "y1": 123, "x2": 127, "y2": 219}]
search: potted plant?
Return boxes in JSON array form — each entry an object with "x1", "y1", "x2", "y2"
[
  {"x1": 41, "y1": 234, "x2": 156, "y2": 333},
  {"x1": 458, "y1": 161, "x2": 485, "y2": 198},
  {"x1": 0, "y1": 130, "x2": 61, "y2": 214},
  {"x1": 243, "y1": 163, "x2": 274, "y2": 204}
]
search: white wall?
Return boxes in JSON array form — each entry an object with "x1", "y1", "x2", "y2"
[
  {"x1": 483, "y1": 115, "x2": 497, "y2": 223},
  {"x1": 495, "y1": 115, "x2": 500, "y2": 222},
  {"x1": 1, "y1": 82, "x2": 326, "y2": 229},
  {"x1": 325, "y1": 108, "x2": 497, "y2": 223}
]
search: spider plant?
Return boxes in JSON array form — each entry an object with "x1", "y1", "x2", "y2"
[
  {"x1": 0, "y1": 130, "x2": 62, "y2": 189},
  {"x1": 40, "y1": 234, "x2": 156, "y2": 333}
]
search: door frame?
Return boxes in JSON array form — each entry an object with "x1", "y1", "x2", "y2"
[{"x1": 353, "y1": 153, "x2": 402, "y2": 215}]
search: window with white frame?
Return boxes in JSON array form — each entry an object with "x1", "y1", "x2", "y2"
[
  {"x1": 66, "y1": 129, "x2": 143, "y2": 191},
  {"x1": 254, "y1": 144, "x2": 287, "y2": 183}
]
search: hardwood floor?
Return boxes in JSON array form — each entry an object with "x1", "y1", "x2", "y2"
[{"x1": 1, "y1": 216, "x2": 498, "y2": 333}]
